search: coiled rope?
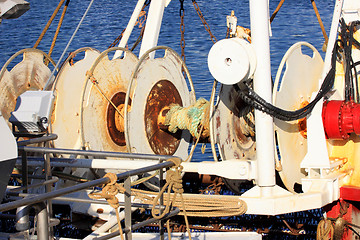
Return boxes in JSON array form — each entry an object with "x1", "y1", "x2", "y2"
[
  {"x1": 316, "y1": 219, "x2": 334, "y2": 240},
  {"x1": 150, "y1": 158, "x2": 192, "y2": 239},
  {"x1": 88, "y1": 158, "x2": 247, "y2": 238},
  {"x1": 165, "y1": 98, "x2": 210, "y2": 138},
  {"x1": 88, "y1": 173, "x2": 126, "y2": 240}
]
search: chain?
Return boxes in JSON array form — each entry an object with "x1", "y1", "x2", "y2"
[
  {"x1": 108, "y1": 29, "x2": 126, "y2": 49},
  {"x1": 192, "y1": 0, "x2": 217, "y2": 44},
  {"x1": 179, "y1": 0, "x2": 186, "y2": 63}
]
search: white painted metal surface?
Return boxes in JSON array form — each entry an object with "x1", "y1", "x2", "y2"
[
  {"x1": 0, "y1": 115, "x2": 17, "y2": 162},
  {"x1": 249, "y1": 0, "x2": 276, "y2": 193},
  {"x1": 213, "y1": 83, "x2": 256, "y2": 162},
  {"x1": 208, "y1": 38, "x2": 256, "y2": 85},
  {"x1": 81, "y1": 49, "x2": 138, "y2": 152},
  {"x1": 273, "y1": 42, "x2": 324, "y2": 192},
  {"x1": 125, "y1": 48, "x2": 194, "y2": 160},
  {"x1": 51, "y1": 48, "x2": 100, "y2": 150},
  {"x1": 113, "y1": 0, "x2": 146, "y2": 59},
  {"x1": 139, "y1": 0, "x2": 168, "y2": 58},
  {"x1": 0, "y1": 0, "x2": 29, "y2": 19},
  {"x1": 10, "y1": 90, "x2": 54, "y2": 132}
]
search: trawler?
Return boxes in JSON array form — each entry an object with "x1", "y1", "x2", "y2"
[{"x1": 0, "y1": 0, "x2": 359, "y2": 239}]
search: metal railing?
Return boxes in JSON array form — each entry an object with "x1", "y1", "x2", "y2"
[{"x1": 1, "y1": 134, "x2": 181, "y2": 240}]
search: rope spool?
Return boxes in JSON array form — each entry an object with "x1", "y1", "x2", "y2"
[
  {"x1": 124, "y1": 46, "x2": 195, "y2": 158},
  {"x1": 81, "y1": 47, "x2": 138, "y2": 152},
  {"x1": 51, "y1": 47, "x2": 100, "y2": 150}
]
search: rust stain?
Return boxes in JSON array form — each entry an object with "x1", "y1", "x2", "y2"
[
  {"x1": 106, "y1": 92, "x2": 130, "y2": 146},
  {"x1": 145, "y1": 79, "x2": 183, "y2": 155}
]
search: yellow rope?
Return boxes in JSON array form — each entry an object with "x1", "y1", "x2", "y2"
[
  {"x1": 150, "y1": 158, "x2": 192, "y2": 239},
  {"x1": 48, "y1": 0, "x2": 70, "y2": 60},
  {"x1": 317, "y1": 219, "x2": 334, "y2": 240},
  {"x1": 88, "y1": 160, "x2": 247, "y2": 238},
  {"x1": 88, "y1": 173, "x2": 125, "y2": 240},
  {"x1": 34, "y1": 0, "x2": 66, "y2": 48}
]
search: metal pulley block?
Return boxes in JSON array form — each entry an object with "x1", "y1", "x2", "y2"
[
  {"x1": 0, "y1": 48, "x2": 55, "y2": 126},
  {"x1": 124, "y1": 46, "x2": 196, "y2": 160},
  {"x1": 51, "y1": 47, "x2": 100, "y2": 149},
  {"x1": 81, "y1": 47, "x2": 138, "y2": 152}
]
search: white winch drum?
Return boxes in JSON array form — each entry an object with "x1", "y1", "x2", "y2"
[
  {"x1": 80, "y1": 47, "x2": 138, "y2": 153},
  {"x1": 124, "y1": 46, "x2": 196, "y2": 160},
  {"x1": 51, "y1": 47, "x2": 100, "y2": 150},
  {"x1": 273, "y1": 42, "x2": 324, "y2": 192}
]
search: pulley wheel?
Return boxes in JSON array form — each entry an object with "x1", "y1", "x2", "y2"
[
  {"x1": 124, "y1": 46, "x2": 195, "y2": 159},
  {"x1": 273, "y1": 42, "x2": 323, "y2": 192},
  {"x1": 81, "y1": 47, "x2": 138, "y2": 152},
  {"x1": 51, "y1": 47, "x2": 100, "y2": 149},
  {"x1": 0, "y1": 48, "x2": 56, "y2": 125}
]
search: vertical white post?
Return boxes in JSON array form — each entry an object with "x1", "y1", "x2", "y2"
[
  {"x1": 139, "y1": 0, "x2": 167, "y2": 58},
  {"x1": 113, "y1": 0, "x2": 146, "y2": 59},
  {"x1": 249, "y1": 0, "x2": 276, "y2": 196},
  {"x1": 322, "y1": 0, "x2": 343, "y2": 78}
]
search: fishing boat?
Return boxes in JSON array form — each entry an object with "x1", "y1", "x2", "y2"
[{"x1": 0, "y1": 0, "x2": 359, "y2": 239}]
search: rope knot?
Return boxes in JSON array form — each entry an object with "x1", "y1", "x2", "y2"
[{"x1": 88, "y1": 173, "x2": 125, "y2": 210}]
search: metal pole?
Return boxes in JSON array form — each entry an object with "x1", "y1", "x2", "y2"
[
  {"x1": 18, "y1": 146, "x2": 173, "y2": 161},
  {"x1": 33, "y1": 202, "x2": 49, "y2": 240},
  {"x1": 249, "y1": 0, "x2": 276, "y2": 196},
  {"x1": 17, "y1": 134, "x2": 58, "y2": 146},
  {"x1": 0, "y1": 161, "x2": 174, "y2": 212},
  {"x1": 21, "y1": 151, "x2": 28, "y2": 193},
  {"x1": 113, "y1": 0, "x2": 146, "y2": 59},
  {"x1": 159, "y1": 164, "x2": 164, "y2": 240},
  {"x1": 139, "y1": 0, "x2": 167, "y2": 58},
  {"x1": 124, "y1": 177, "x2": 132, "y2": 240},
  {"x1": 19, "y1": 157, "x2": 160, "y2": 170}
]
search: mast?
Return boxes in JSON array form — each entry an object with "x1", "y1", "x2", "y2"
[{"x1": 249, "y1": 0, "x2": 276, "y2": 196}]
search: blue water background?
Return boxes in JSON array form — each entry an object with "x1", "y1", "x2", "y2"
[{"x1": 0, "y1": 0, "x2": 335, "y2": 161}]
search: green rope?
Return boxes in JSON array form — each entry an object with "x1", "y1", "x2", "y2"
[{"x1": 165, "y1": 98, "x2": 209, "y2": 138}]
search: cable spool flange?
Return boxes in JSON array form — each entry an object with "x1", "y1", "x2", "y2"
[
  {"x1": 81, "y1": 47, "x2": 138, "y2": 152},
  {"x1": 0, "y1": 48, "x2": 56, "y2": 125},
  {"x1": 273, "y1": 42, "x2": 323, "y2": 192},
  {"x1": 124, "y1": 46, "x2": 196, "y2": 160},
  {"x1": 213, "y1": 83, "x2": 256, "y2": 161},
  {"x1": 51, "y1": 47, "x2": 100, "y2": 150}
]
